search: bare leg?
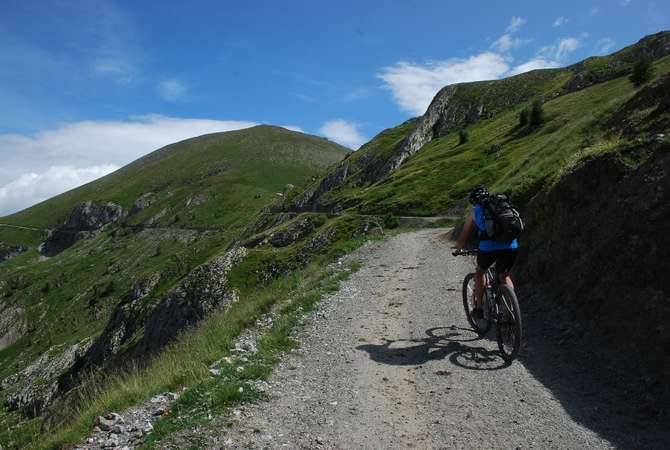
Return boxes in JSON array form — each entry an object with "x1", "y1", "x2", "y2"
[{"x1": 500, "y1": 272, "x2": 514, "y2": 289}]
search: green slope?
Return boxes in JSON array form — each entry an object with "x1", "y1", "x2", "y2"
[
  {"x1": 1, "y1": 125, "x2": 349, "y2": 231},
  {"x1": 307, "y1": 55, "x2": 670, "y2": 216},
  {"x1": 0, "y1": 126, "x2": 349, "y2": 439}
]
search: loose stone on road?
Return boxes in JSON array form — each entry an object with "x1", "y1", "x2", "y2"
[{"x1": 167, "y1": 229, "x2": 668, "y2": 449}]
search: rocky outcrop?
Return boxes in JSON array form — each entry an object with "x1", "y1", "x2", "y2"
[
  {"x1": 517, "y1": 141, "x2": 670, "y2": 381},
  {"x1": 40, "y1": 201, "x2": 125, "y2": 256},
  {"x1": 140, "y1": 247, "x2": 246, "y2": 352},
  {"x1": 58, "y1": 247, "x2": 246, "y2": 395},
  {"x1": 270, "y1": 218, "x2": 314, "y2": 247},
  {"x1": 0, "y1": 242, "x2": 27, "y2": 263},
  {"x1": 606, "y1": 73, "x2": 670, "y2": 137},
  {"x1": 130, "y1": 192, "x2": 157, "y2": 214},
  {"x1": 1, "y1": 338, "x2": 93, "y2": 417},
  {"x1": 283, "y1": 32, "x2": 670, "y2": 216},
  {"x1": 0, "y1": 303, "x2": 26, "y2": 350},
  {"x1": 561, "y1": 31, "x2": 670, "y2": 93},
  {"x1": 563, "y1": 31, "x2": 670, "y2": 93}
]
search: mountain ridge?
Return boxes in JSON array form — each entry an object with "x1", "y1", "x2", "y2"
[{"x1": 1, "y1": 30, "x2": 670, "y2": 450}]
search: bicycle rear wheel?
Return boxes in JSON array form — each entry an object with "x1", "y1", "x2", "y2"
[
  {"x1": 496, "y1": 285, "x2": 522, "y2": 362},
  {"x1": 462, "y1": 273, "x2": 491, "y2": 335}
]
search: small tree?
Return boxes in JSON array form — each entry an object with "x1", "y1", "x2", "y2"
[
  {"x1": 519, "y1": 108, "x2": 529, "y2": 127},
  {"x1": 629, "y1": 54, "x2": 653, "y2": 87},
  {"x1": 458, "y1": 129, "x2": 469, "y2": 145},
  {"x1": 529, "y1": 99, "x2": 544, "y2": 127}
]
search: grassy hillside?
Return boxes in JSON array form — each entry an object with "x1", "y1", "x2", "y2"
[
  {"x1": 1, "y1": 125, "x2": 349, "y2": 231},
  {"x1": 0, "y1": 126, "x2": 350, "y2": 448},
  {"x1": 2, "y1": 30, "x2": 669, "y2": 450},
  {"x1": 308, "y1": 54, "x2": 670, "y2": 216}
]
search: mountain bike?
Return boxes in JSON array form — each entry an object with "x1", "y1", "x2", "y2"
[{"x1": 453, "y1": 249, "x2": 522, "y2": 362}]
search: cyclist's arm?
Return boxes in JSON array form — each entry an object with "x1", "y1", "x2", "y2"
[{"x1": 455, "y1": 212, "x2": 476, "y2": 250}]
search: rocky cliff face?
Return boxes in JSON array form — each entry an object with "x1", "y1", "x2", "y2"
[
  {"x1": 0, "y1": 242, "x2": 27, "y2": 263},
  {"x1": 0, "y1": 303, "x2": 26, "y2": 351},
  {"x1": 1, "y1": 339, "x2": 93, "y2": 417},
  {"x1": 40, "y1": 201, "x2": 125, "y2": 257},
  {"x1": 57, "y1": 247, "x2": 246, "y2": 396},
  {"x1": 517, "y1": 140, "x2": 670, "y2": 381},
  {"x1": 285, "y1": 31, "x2": 670, "y2": 215},
  {"x1": 563, "y1": 31, "x2": 670, "y2": 93}
]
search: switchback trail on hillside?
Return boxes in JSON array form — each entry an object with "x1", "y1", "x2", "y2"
[{"x1": 168, "y1": 229, "x2": 669, "y2": 449}]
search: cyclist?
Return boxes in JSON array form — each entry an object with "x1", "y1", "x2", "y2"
[{"x1": 453, "y1": 187, "x2": 518, "y2": 320}]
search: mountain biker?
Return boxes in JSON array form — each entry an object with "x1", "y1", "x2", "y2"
[{"x1": 453, "y1": 187, "x2": 518, "y2": 320}]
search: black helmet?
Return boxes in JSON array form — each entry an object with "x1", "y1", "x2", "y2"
[{"x1": 469, "y1": 186, "x2": 489, "y2": 205}]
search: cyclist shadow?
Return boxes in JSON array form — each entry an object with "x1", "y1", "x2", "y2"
[{"x1": 356, "y1": 325, "x2": 511, "y2": 371}]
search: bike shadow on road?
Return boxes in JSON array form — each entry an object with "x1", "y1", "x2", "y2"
[{"x1": 356, "y1": 325, "x2": 511, "y2": 370}]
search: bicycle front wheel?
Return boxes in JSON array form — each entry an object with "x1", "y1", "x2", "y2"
[
  {"x1": 462, "y1": 273, "x2": 491, "y2": 335},
  {"x1": 496, "y1": 285, "x2": 522, "y2": 362}
]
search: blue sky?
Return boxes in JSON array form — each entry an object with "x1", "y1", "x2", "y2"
[{"x1": 1, "y1": 0, "x2": 668, "y2": 215}]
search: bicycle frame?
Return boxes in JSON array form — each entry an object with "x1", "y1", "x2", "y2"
[{"x1": 482, "y1": 267, "x2": 499, "y2": 322}]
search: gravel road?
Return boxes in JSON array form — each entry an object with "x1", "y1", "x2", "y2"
[{"x1": 169, "y1": 229, "x2": 669, "y2": 449}]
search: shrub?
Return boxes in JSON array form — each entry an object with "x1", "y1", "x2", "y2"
[
  {"x1": 629, "y1": 54, "x2": 653, "y2": 87},
  {"x1": 519, "y1": 108, "x2": 529, "y2": 127},
  {"x1": 529, "y1": 99, "x2": 544, "y2": 127},
  {"x1": 383, "y1": 213, "x2": 399, "y2": 229},
  {"x1": 458, "y1": 129, "x2": 469, "y2": 145}
]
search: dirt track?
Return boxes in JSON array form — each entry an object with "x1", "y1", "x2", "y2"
[{"x1": 173, "y1": 229, "x2": 669, "y2": 449}]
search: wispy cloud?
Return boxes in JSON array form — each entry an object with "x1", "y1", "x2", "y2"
[
  {"x1": 553, "y1": 16, "x2": 568, "y2": 27},
  {"x1": 296, "y1": 93, "x2": 316, "y2": 104},
  {"x1": 506, "y1": 16, "x2": 527, "y2": 33},
  {"x1": 509, "y1": 58, "x2": 560, "y2": 75},
  {"x1": 595, "y1": 38, "x2": 616, "y2": 55},
  {"x1": 536, "y1": 37, "x2": 581, "y2": 61},
  {"x1": 94, "y1": 58, "x2": 137, "y2": 84},
  {"x1": 0, "y1": 116, "x2": 258, "y2": 215},
  {"x1": 491, "y1": 16, "x2": 528, "y2": 53},
  {"x1": 379, "y1": 17, "x2": 586, "y2": 116},
  {"x1": 157, "y1": 78, "x2": 187, "y2": 101},
  {"x1": 88, "y1": 1, "x2": 141, "y2": 84},
  {"x1": 492, "y1": 35, "x2": 525, "y2": 52},
  {"x1": 590, "y1": 6, "x2": 600, "y2": 15},
  {"x1": 343, "y1": 87, "x2": 371, "y2": 102},
  {"x1": 621, "y1": 0, "x2": 632, "y2": 6},
  {"x1": 282, "y1": 125, "x2": 306, "y2": 133},
  {"x1": 319, "y1": 120, "x2": 367, "y2": 149}
]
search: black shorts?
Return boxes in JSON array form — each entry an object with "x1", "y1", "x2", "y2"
[{"x1": 477, "y1": 249, "x2": 517, "y2": 274}]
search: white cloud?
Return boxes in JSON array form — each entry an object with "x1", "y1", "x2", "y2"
[
  {"x1": 590, "y1": 6, "x2": 600, "y2": 15},
  {"x1": 557, "y1": 37, "x2": 581, "y2": 59},
  {"x1": 553, "y1": 16, "x2": 568, "y2": 27},
  {"x1": 621, "y1": 0, "x2": 631, "y2": 6},
  {"x1": 506, "y1": 16, "x2": 527, "y2": 33},
  {"x1": 0, "y1": 116, "x2": 258, "y2": 216},
  {"x1": 281, "y1": 125, "x2": 305, "y2": 133},
  {"x1": 491, "y1": 34, "x2": 525, "y2": 52},
  {"x1": 157, "y1": 79, "x2": 187, "y2": 101},
  {"x1": 378, "y1": 53, "x2": 509, "y2": 115},
  {"x1": 378, "y1": 17, "x2": 583, "y2": 114},
  {"x1": 510, "y1": 57, "x2": 560, "y2": 75},
  {"x1": 537, "y1": 36, "x2": 581, "y2": 62},
  {"x1": 595, "y1": 38, "x2": 616, "y2": 55},
  {"x1": 0, "y1": 165, "x2": 119, "y2": 215},
  {"x1": 319, "y1": 120, "x2": 367, "y2": 149}
]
